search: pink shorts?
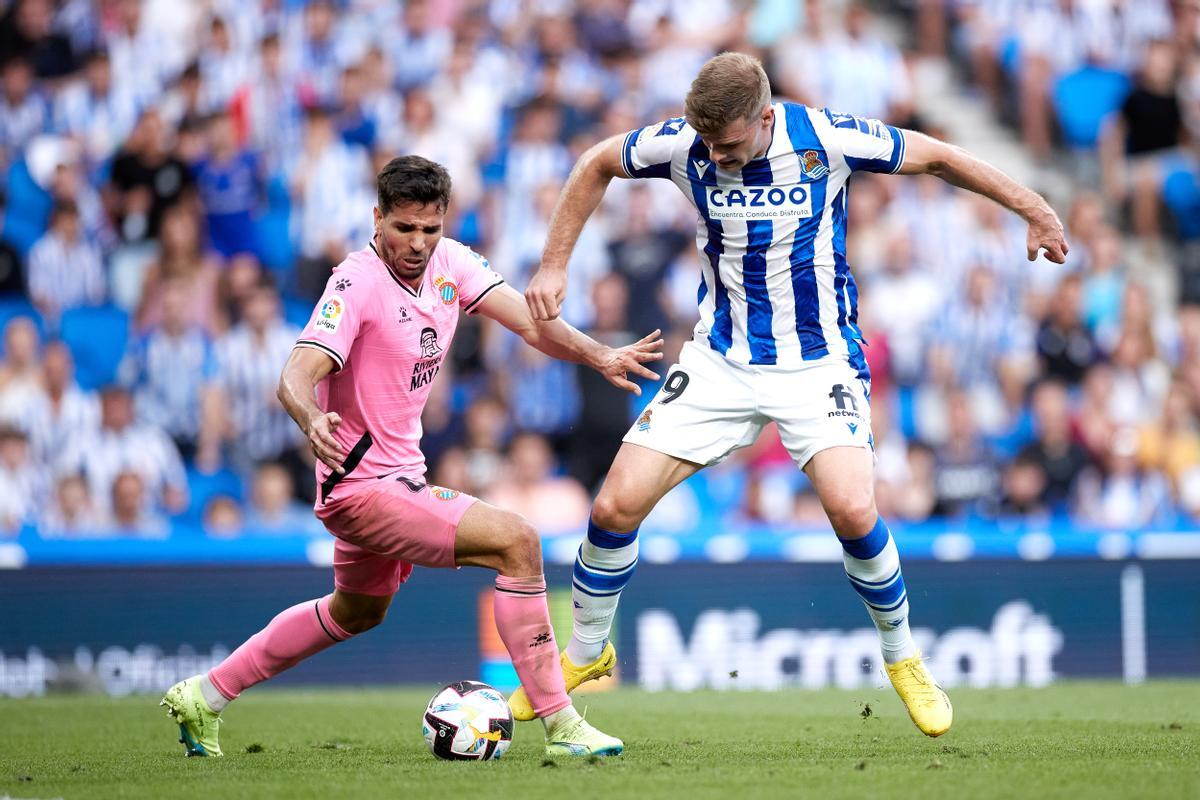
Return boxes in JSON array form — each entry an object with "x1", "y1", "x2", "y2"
[{"x1": 315, "y1": 477, "x2": 477, "y2": 597}]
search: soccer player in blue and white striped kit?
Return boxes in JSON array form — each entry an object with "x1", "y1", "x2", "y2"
[{"x1": 512, "y1": 52, "x2": 1069, "y2": 737}]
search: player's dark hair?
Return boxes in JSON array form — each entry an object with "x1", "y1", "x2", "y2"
[{"x1": 376, "y1": 155, "x2": 453, "y2": 215}]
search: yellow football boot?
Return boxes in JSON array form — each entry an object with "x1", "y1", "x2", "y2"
[
  {"x1": 885, "y1": 653, "x2": 953, "y2": 737},
  {"x1": 509, "y1": 641, "x2": 617, "y2": 722}
]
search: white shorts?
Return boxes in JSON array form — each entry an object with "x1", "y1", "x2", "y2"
[{"x1": 623, "y1": 341, "x2": 872, "y2": 469}]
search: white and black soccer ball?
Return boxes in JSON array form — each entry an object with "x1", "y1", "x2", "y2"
[{"x1": 422, "y1": 680, "x2": 514, "y2": 761}]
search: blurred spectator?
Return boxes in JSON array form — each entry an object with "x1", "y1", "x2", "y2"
[
  {"x1": 932, "y1": 391, "x2": 999, "y2": 518},
  {"x1": 1081, "y1": 226, "x2": 1127, "y2": 349},
  {"x1": 1018, "y1": 380, "x2": 1093, "y2": 512},
  {"x1": 1036, "y1": 274, "x2": 1100, "y2": 385},
  {"x1": 194, "y1": 110, "x2": 262, "y2": 259},
  {"x1": 870, "y1": 227, "x2": 942, "y2": 385},
  {"x1": 390, "y1": 0, "x2": 452, "y2": 91},
  {"x1": 1076, "y1": 427, "x2": 1172, "y2": 529},
  {"x1": 814, "y1": 4, "x2": 913, "y2": 124},
  {"x1": 105, "y1": 469, "x2": 168, "y2": 537},
  {"x1": 39, "y1": 473, "x2": 101, "y2": 538},
  {"x1": 57, "y1": 386, "x2": 187, "y2": 515},
  {"x1": 198, "y1": 17, "x2": 248, "y2": 113},
  {"x1": 462, "y1": 395, "x2": 508, "y2": 495},
  {"x1": 214, "y1": 277, "x2": 303, "y2": 475},
  {"x1": 0, "y1": 0, "x2": 78, "y2": 79},
  {"x1": 245, "y1": 463, "x2": 319, "y2": 534},
  {"x1": 483, "y1": 432, "x2": 590, "y2": 534},
  {"x1": 1100, "y1": 40, "x2": 1185, "y2": 242},
  {"x1": 203, "y1": 494, "x2": 244, "y2": 538},
  {"x1": 23, "y1": 340, "x2": 99, "y2": 465},
  {"x1": 893, "y1": 440, "x2": 938, "y2": 523},
  {"x1": 135, "y1": 204, "x2": 222, "y2": 334},
  {"x1": 26, "y1": 200, "x2": 105, "y2": 325},
  {"x1": 119, "y1": 280, "x2": 220, "y2": 463},
  {"x1": 0, "y1": 56, "x2": 48, "y2": 158},
  {"x1": 0, "y1": 190, "x2": 23, "y2": 294},
  {"x1": 291, "y1": 104, "x2": 372, "y2": 300},
  {"x1": 990, "y1": 452, "x2": 1051, "y2": 521},
  {"x1": 1138, "y1": 381, "x2": 1200, "y2": 508},
  {"x1": 608, "y1": 184, "x2": 690, "y2": 334},
  {"x1": 0, "y1": 424, "x2": 44, "y2": 533},
  {"x1": 0, "y1": 316, "x2": 42, "y2": 424},
  {"x1": 420, "y1": 372, "x2": 465, "y2": 474},
  {"x1": 241, "y1": 32, "x2": 303, "y2": 175},
  {"x1": 569, "y1": 273, "x2": 635, "y2": 491},
  {"x1": 52, "y1": 49, "x2": 138, "y2": 167},
  {"x1": 108, "y1": 110, "x2": 195, "y2": 246}
]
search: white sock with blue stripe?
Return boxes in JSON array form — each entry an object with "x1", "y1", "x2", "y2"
[
  {"x1": 838, "y1": 517, "x2": 917, "y2": 665},
  {"x1": 565, "y1": 519, "x2": 638, "y2": 665}
]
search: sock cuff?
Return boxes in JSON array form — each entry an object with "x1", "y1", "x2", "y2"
[
  {"x1": 207, "y1": 669, "x2": 237, "y2": 701},
  {"x1": 316, "y1": 595, "x2": 352, "y2": 641},
  {"x1": 838, "y1": 516, "x2": 890, "y2": 560},
  {"x1": 586, "y1": 518, "x2": 638, "y2": 549},
  {"x1": 495, "y1": 574, "x2": 547, "y2": 595}
]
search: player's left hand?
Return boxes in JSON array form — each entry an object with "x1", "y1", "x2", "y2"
[
  {"x1": 597, "y1": 329, "x2": 664, "y2": 395},
  {"x1": 1027, "y1": 208, "x2": 1069, "y2": 264}
]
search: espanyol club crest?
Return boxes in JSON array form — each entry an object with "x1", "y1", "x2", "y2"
[{"x1": 434, "y1": 276, "x2": 458, "y2": 305}]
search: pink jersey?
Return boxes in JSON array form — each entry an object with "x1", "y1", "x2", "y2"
[{"x1": 295, "y1": 237, "x2": 505, "y2": 504}]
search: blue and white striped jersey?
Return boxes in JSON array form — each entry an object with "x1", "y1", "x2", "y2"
[{"x1": 620, "y1": 101, "x2": 907, "y2": 376}]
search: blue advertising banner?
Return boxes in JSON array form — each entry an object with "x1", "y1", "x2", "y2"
[{"x1": 1, "y1": 560, "x2": 1196, "y2": 697}]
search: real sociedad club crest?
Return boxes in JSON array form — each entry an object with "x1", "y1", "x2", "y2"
[{"x1": 801, "y1": 150, "x2": 829, "y2": 179}]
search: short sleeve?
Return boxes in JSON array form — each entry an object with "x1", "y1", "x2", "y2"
[
  {"x1": 620, "y1": 117, "x2": 686, "y2": 180},
  {"x1": 823, "y1": 110, "x2": 906, "y2": 174},
  {"x1": 448, "y1": 242, "x2": 506, "y2": 315},
  {"x1": 294, "y1": 270, "x2": 371, "y2": 370}
]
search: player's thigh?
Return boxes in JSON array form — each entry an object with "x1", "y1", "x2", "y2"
[
  {"x1": 803, "y1": 445, "x2": 878, "y2": 537},
  {"x1": 319, "y1": 478, "x2": 476, "y2": 570},
  {"x1": 453, "y1": 499, "x2": 541, "y2": 573},
  {"x1": 592, "y1": 442, "x2": 705, "y2": 532},
  {"x1": 615, "y1": 341, "x2": 761, "y2": 529},
  {"x1": 764, "y1": 361, "x2": 877, "y2": 535}
]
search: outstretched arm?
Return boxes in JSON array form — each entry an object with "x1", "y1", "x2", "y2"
[
  {"x1": 525, "y1": 134, "x2": 627, "y2": 320},
  {"x1": 479, "y1": 283, "x2": 663, "y2": 395},
  {"x1": 898, "y1": 131, "x2": 1069, "y2": 263}
]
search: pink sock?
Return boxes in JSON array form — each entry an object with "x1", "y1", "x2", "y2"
[
  {"x1": 208, "y1": 594, "x2": 351, "y2": 701},
  {"x1": 494, "y1": 575, "x2": 570, "y2": 717}
]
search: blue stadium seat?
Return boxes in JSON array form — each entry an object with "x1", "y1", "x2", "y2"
[
  {"x1": 1053, "y1": 66, "x2": 1130, "y2": 149},
  {"x1": 60, "y1": 304, "x2": 129, "y2": 390},
  {"x1": 256, "y1": 174, "x2": 296, "y2": 276},
  {"x1": 1163, "y1": 164, "x2": 1200, "y2": 241},
  {"x1": 181, "y1": 466, "x2": 245, "y2": 523},
  {"x1": 283, "y1": 295, "x2": 314, "y2": 329},
  {"x1": 3, "y1": 158, "x2": 53, "y2": 257}
]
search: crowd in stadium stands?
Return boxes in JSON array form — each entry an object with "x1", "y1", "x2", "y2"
[{"x1": 0, "y1": 0, "x2": 1197, "y2": 539}]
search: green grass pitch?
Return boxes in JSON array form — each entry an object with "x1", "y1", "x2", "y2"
[{"x1": 2, "y1": 682, "x2": 1197, "y2": 799}]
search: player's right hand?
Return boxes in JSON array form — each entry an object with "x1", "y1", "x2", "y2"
[
  {"x1": 525, "y1": 266, "x2": 567, "y2": 321},
  {"x1": 306, "y1": 411, "x2": 347, "y2": 473}
]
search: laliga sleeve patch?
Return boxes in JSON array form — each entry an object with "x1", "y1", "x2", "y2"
[{"x1": 315, "y1": 294, "x2": 346, "y2": 333}]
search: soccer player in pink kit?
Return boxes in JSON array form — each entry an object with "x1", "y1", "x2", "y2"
[{"x1": 161, "y1": 155, "x2": 663, "y2": 758}]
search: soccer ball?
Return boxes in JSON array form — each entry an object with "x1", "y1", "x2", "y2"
[{"x1": 422, "y1": 680, "x2": 514, "y2": 761}]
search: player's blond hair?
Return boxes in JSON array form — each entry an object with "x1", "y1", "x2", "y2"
[{"x1": 684, "y1": 52, "x2": 772, "y2": 137}]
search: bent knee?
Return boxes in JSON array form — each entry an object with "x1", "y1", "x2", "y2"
[
  {"x1": 591, "y1": 488, "x2": 645, "y2": 533},
  {"x1": 823, "y1": 488, "x2": 878, "y2": 538},
  {"x1": 499, "y1": 514, "x2": 542, "y2": 574},
  {"x1": 336, "y1": 604, "x2": 389, "y2": 635}
]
